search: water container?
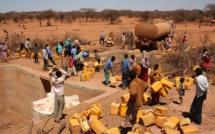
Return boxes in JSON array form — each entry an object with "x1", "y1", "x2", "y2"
[
  {"x1": 90, "y1": 106, "x2": 101, "y2": 118},
  {"x1": 153, "y1": 106, "x2": 168, "y2": 116},
  {"x1": 155, "y1": 116, "x2": 167, "y2": 128},
  {"x1": 127, "y1": 132, "x2": 139, "y2": 134},
  {"x1": 104, "y1": 127, "x2": 120, "y2": 134},
  {"x1": 91, "y1": 103, "x2": 103, "y2": 117},
  {"x1": 139, "y1": 113, "x2": 155, "y2": 127},
  {"x1": 180, "y1": 118, "x2": 191, "y2": 126},
  {"x1": 89, "y1": 119, "x2": 108, "y2": 134},
  {"x1": 121, "y1": 93, "x2": 130, "y2": 103},
  {"x1": 85, "y1": 73, "x2": 90, "y2": 81},
  {"x1": 79, "y1": 117, "x2": 92, "y2": 133},
  {"x1": 180, "y1": 124, "x2": 198, "y2": 133},
  {"x1": 69, "y1": 118, "x2": 81, "y2": 134},
  {"x1": 88, "y1": 72, "x2": 92, "y2": 77},
  {"x1": 162, "y1": 128, "x2": 180, "y2": 134},
  {"x1": 163, "y1": 116, "x2": 180, "y2": 129},
  {"x1": 71, "y1": 113, "x2": 80, "y2": 120},
  {"x1": 90, "y1": 67, "x2": 95, "y2": 75},
  {"x1": 193, "y1": 65, "x2": 200, "y2": 71},
  {"x1": 93, "y1": 61, "x2": 99, "y2": 67},
  {"x1": 174, "y1": 77, "x2": 181, "y2": 88},
  {"x1": 188, "y1": 77, "x2": 194, "y2": 85},
  {"x1": 136, "y1": 109, "x2": 153, "y2": 124},
  {"x1": 82, "y1": 69, "x2": 87, "y2": 74},
  {"x1": 116, "y1": 76, "x2": 122, "y2": 81},
  {"x1": 110, "y1": 102, "x2": 120, "y2": 115},
  {"x1": 110, "y1": 76, "x2": 117, "y2": 84},
  {"x1": 158, "y1": 87, "x2": 168, "y2": 97},
  {"x1": 150, "y1": 81, "x2": 162, "y2": 93},
  {"x1": 99, "y1": 62, "x2": 103, "y2": 67},
  {"x1": 83, "y1": 66, "x2": 87, "y2": 71},
  {"x1": 83, "y1": 62, "x2": 88, "y2": 67},
  {"x1": 184, "y1": 83, "x2": 191, "y2": 90},
  {"x1": 80, "y1": 74, "x2": 86, "y2": 82},
  {"x1": 120, "y1": 103, "x2": 128, "y2": 117},
  {"x1": 89, "y1": 115, "x2": 98, "y2": 122},
  {"x1": 81, "y1": 108, "x2": 91, "y2": 117},
  {"x1": 160, "y1": 78, "x2": 173, "y2": 89}
]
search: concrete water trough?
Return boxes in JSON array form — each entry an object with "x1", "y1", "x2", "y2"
[{"x1": 0, "y1": 65, "x2": 106, "y2": 123}]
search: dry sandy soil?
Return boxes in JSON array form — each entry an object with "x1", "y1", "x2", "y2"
[{"x1": 0, "y1": 17, "x2": 215, "y2": 134}]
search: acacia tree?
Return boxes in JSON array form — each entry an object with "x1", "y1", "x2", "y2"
[
  {"x1": 205, "y1": 4, "x2": 215, "y2": 19},
  {"x1": 41, "y1": 9, "x2": 56, "y2": 25},
  {"x1": 100, "y1": 9, "x2": 121, "y2": 24}
]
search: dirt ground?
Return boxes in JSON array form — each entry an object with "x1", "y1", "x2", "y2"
[{"x1": 0, "y1": 18, "x2": 215, "y2": 134}]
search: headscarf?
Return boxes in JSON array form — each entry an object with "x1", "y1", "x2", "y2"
[{"x1": 140, "y1": 50, "x2": 149, "y2": 68}]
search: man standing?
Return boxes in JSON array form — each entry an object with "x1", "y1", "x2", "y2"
[
  {"x1": 121, "y1": 54, "x2": 130, "y2": 89},
  {"x1": 189, "y1": 68, "x2": 209, "y2": 125},
  {"x1": 46, "y1": 44, "x2": 56, "y2": 65},
  {"x1": 41, "y1": 46, "x2": 49, "y2": 71},
  {"x1": 48, "y1": 67, "x2": 67, "y2": 123},
  {"x1": 25, "y1": 38, "x2": 31, "y2": 58},
  {"x1": 103, "y1": 56, "x2": 115, "y2": 86},
  {"x1": 201, "y1": 47, "x2": 211, "y2": 76},
  {"x1": 99, "y1": 31, "x2": 105, "y2": 45},
  {"x1": 122, "y1": 70, "x2": 148, "y2": 126},
  {"x1": 121, "y1": 33, "x2": 126, "y2": 50}
]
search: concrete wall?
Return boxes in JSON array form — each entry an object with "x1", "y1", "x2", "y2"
[
  {"x1": 0, "y1": 65, "x2": 47, "y2": 119},
  {"x1": 0, "y1": 65, "x2": 105, "y2": 120}
]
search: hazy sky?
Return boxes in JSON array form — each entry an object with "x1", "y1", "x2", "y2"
[{"x1": 0, "y1": 0, "x2": 214, "y2": 13}]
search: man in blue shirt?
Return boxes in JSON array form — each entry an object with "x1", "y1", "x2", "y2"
[
  {"x1": 103, "y1": 56, "x2": 116, "y2": 85},
  {"x1": 46, "y1": 44, "x2": 56, "y2": 65},
  {"x1": 71, "y1": 45, "x2": 78, "y2": 72},
  {"x1": 121, "y1": 54, "x2": 130, "y2": 89}
]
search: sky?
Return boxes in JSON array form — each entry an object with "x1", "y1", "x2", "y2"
[{"x1": 0, "y1": 0, "x2": 214, "y2": 13}]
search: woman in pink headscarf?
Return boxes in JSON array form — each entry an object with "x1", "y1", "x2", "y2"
[{"x1": 138, "y1": 50, "x2": 149, "y2": 83}]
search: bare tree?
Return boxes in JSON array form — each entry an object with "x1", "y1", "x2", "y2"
[
  {"x1": 41, "y1": 9, "x2": 56, "y2": 26},
  {"x1": 205, "y1": 4, "x2": 215, "y2": 19}
]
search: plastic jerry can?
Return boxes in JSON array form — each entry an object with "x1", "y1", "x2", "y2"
[
  {"x1": 71, "y1": 113, "x2": 80, "y2": 120},
  {"x1": 163, "y1": 116, "x2": 180, "y2": 129},
  {"x1": 139, "y1": 113, "x2": 155, "y2": 127},
  {"x1": 81, "y1": 108, "x2": 91, "y2": 117},
  {"x1": 69, "y1": 118, "x2": 81, "y2": 134},
  {"x1": 89, "y1": 119, "x2": 108, "y2": 134},
  {"x1": 143, "y1": 93, "x2": 151, "y2": 104},
  {"x1": 180, "y1": 124, "x2": 198, "y2": 133},
  {"x1": 184, "y1": 83, "x2": 191, "y2": 90},
  {"x1": 110, "y1": 76, "x2": 117, "y2": 84},
  {"x1": 155, "y1": 116, "x2": 167, "y2": 128},
  {"x1": 93, "y1": 61, "x2": 99, "y2": 67},
  {"x1": 85, "y1": 73, "x2": 90, "y2": 81},
  {"x1": 91, "y1": 103, "x2": 103, "y2": 117},
  {"x1": 82, "y1": 69, "x2": 87, "y2": 74},
  {"x1": 174, "y1": 77, "x2": 181, "y2": 88},
  {"x1": 90, "y1": 106, "x2": 101, "y2": 118},
  {"x1": 79, "y1": 117, "x2": 92, "y2": 133},
  {"x1": 153, "y1": 106, "x2": 168, "y2": 116},
  {"x1": 83, "y1": 62, "x2": 88, "y2": 67},
  {"x1": 80, "y1": 74, "x2": 86, "y2": 82},
  {"x1": 180, "y1": 118, "x2": 191, "y2": 126},
  {"x1": 127, "y1": 132, "x2": 139, "y2": 134},
  {"x1": 90, "y1": 67, "x2": 95, "y2": 75},
  {"x1": 110, "y1": 102, "x2": 120, "y2": 115},
  {"x1": 162, "y1": 128, "x2": 180, "y2": 134},
  {"x1": 104, "y1": 127, "x2": 120, "y2": 134},
  {"x1": 121, "y1": 93, "x2": 130, "y2": 103},
  {"x1": 89, "y1": 115, "x2": 98, "y2": 122},
  {"x1": 158, "y1": 87, "x2": 168, "y2": 97},
  {"x1": 150, "y1": 81, "x2": 162, "y2": 93},
  {"x1": 160, "y1": 78, "x2": 173, "y2": 89},
  {"x1": 120, "y1": 102, "x2": 128, "y2": 117},
  {"x1": 193, "y1": 65, "x2": 200, "y2": 71},
  {"x1": 116, "y1": 76, "x2": 122, "y2": 81},
  {"x1": 136, "y1": 109, "x2": 153, "y2": 124},
  {"x1": 188, "y1": 77, "x2": 194, "y2": 85},
  {"x1": 83, "y1": 66, "x2": 87, "y2": 71}
]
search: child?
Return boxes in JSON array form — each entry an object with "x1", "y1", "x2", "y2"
[
  {"x1": 178, "y1": 77, "x2": 185, "y2": 105},
  {"x1": 69, "y1": 53, "x2": 77, "y2": 76}
]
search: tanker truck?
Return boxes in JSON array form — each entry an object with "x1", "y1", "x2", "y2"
[{"x1": 135, "y1": 20, "x2": 174, "y2": 52}]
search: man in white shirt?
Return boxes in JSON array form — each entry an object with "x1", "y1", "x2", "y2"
[
  {"x1": 49, "y1": 68, "x2": 67, "y2": 123},
  {"x1": 189, "y1": 68, "x2": 209, "y2": 125}
]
